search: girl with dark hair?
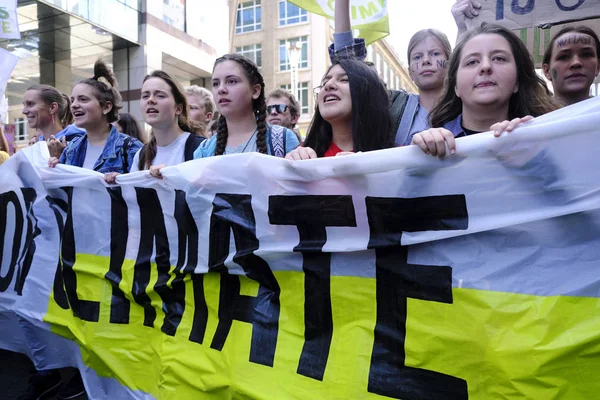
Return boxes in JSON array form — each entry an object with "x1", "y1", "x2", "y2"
[
  {"x1": 410, "y1": 23, "x2": 560, "y2": 158},
  {"x1": 330, "y1": 0, "x2": 453, "y2": 146},
  {"x1": 542, "y1": 25, "x2": 600, "y2": 106},
  {"x1": 114, "y1": 112, "x2": 147, "y2": 143},
  {"x1": 22, "y1": 84, "x2": 84, "y2": 158},
  {"x1": 132, "y1": 70, "x2": 205, "y2": 177},
  {"x1": 286, "y1": 58, "x2": 393, "y2": 159},
  {"x1": 47, "y1": 60, "x2": 142, "y2": 179},
  {"x1": 193, "y1": 53, "x2": 299, "y2": 159}
]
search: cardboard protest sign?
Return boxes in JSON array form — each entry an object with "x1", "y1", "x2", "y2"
[
  {"x1": 467, "y1": 0, "x2": 600, "y2": 67},
  {"x1": 467, "y1": 0, "x2": 600, "y2": 31}
]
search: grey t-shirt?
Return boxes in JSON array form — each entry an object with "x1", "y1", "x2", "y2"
[
  {"x1": 224, "y1": 133, "x2": 258, "y2": 155},
  {"x1": 82, "y1": 142, "x2": 105, "y2": 170}
]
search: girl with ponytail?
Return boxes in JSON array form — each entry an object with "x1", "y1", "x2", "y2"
[
  {"x1": 47, "y1": 59, "x2": 142, "y2": 181},
  {"x1": 131, "y1": 70, "x2": 205, "y2": 178},
  {"x1": 192, "y1": 53, "x2": 299, "y2": 159},
  {"x1": 22, "y1": 84, "x2": 84, "y2": 158}
]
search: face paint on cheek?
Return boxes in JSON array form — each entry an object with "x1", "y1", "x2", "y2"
[
  {"x1": 437, "y1": 60, "x2": 448, "y2": 69},
  {"x1": 551, "y1": 68, "x2": 558, "y2": 80}
]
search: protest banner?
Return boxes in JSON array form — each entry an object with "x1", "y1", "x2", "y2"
[
  {"x1": 288, "y1": 0, "x2": 388, "y2": 44},
  {"x1": 467, "y1": 0, "x2": 600, "y2": 67},
  {"x1": 0, "y1": 47, "x2": 18, "y2": 98},
  {"x1": 1, "y1": 97, "x2": 600, "y2": 399},
  {"x1": 0, "y1": 0, "x2": 19, "y2": 39}
]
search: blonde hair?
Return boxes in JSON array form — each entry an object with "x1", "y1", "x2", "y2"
[
  {"x1": 184, "y1": 85, "x2": 216, "y2": 114},
  {"x1": 407, "y1": 29, "x2": 452, "y2": 62}
]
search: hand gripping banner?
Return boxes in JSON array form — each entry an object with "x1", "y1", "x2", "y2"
[{"x1": 1, "y1": 97, "x2": 600, "y2": 399}]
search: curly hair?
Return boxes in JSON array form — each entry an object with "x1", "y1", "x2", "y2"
[{"x1": 213, "y1": 54, "x2": 268, "y2": 156}]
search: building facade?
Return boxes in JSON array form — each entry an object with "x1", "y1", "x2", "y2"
[
  {"x1": 230, "y1": 0, "x2": 417, "y2": 134},
  {"x1": 2, "y1": 0, "x2": 229, "y2": 149}
]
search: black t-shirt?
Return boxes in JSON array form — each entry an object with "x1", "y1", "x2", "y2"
[{"x1": 461, "y1": 125, "x2": 482, "y2": 136}]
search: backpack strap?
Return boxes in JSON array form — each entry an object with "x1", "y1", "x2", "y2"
[
  {"x1": 121, "y1": 136, "x2": 132, "y2": 172},
  {"x1": 268, "y1": 125, "x2": 286, "y2": 158},
  {"x1": 395, "y1": 94, "x2": 420, "y2": 146},
  {"x1": 184, "y1": 133, "x2": 206, "y2": 161}
]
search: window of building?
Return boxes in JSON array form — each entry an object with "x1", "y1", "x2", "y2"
[
  {"x1": 383, "y1": 61, "x2": 389, "y2": 84},
  {"x1": 376, "y1": 52, "x2": 382, "y2": 75},
  {"x1": 279, "y1": 36, "x2": 308, "y2": 71},
  {"x1": 236, "y1": 0, "x2": 262, "y2": 34},
  {"x1": 235, "y1": 44, "x2": 262, "y2": 67},
  {"x1": 279, "y1": 0, "x2": 307, "y2": 26},
  {"x1": 281, "y1": 82, "x2": 309, "y2": 115},
  {"x1": 15, "y1": 118, "x2": 27, "y2": 142},
  {"x1": 396, "y1": 75, "x2": 401, "y2": 90},
  {"x1": 162, "y1": 0, "x2": 185, "y2": 31},
  {"x1": 367, "y1": 45, "x2": 374, "y2": 63}
]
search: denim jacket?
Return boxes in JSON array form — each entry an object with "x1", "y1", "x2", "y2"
[{"x1": 59, "y1": 125, "x2": 142, "y2": 173}]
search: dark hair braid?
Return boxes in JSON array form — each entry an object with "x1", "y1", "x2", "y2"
[
  {"x1": 214, "y1": 115, "x2": 228, "y2": 156},
  {"x1": 212, "y1": 53, "x2": 268, "y2": 155}
]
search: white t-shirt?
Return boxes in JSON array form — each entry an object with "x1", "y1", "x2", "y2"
[
  {"x1": 130, "y1": 132, "x2": 191, "y2": 172},
  {"x1": 82, "y1": 142, "x2": 105, "y2": 170}
]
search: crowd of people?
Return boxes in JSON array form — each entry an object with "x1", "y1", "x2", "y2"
[{"x1": 2, "y1": 0, "x2": 599, "y2": 398}]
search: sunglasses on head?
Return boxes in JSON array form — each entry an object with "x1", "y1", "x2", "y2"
[{"x1": 267, "y1": 104, "x2": 289, "y2": 114}]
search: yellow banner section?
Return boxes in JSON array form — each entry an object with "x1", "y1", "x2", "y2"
[
  {"x1": 46, "y1": 254, "x2": 600, "y2": 399},
  {"x1": 287, "y1": 0, "x2": 389, "y2": 44}
]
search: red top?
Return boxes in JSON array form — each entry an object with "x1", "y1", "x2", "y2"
[{"x1": 324, "y1": 142, "x2": 344, "y2": 157}]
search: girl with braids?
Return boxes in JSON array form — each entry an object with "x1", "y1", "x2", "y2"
[
  {"x1": 193, "y1": 53, "x2": 299, "y2": 159},
  {"x1": 47, "y1": 60, "x2": 142, "y2": 181},
  {"x1": 131, "y1": 70, "x2": 205, "y2": 177},
  {"x1": 23, "y1": 84, "x2": 85, "y2": 158},
  {"x1": 285, "y1": 58, "x2": 394, "y2": 159},
  {"x1": 410, "y1": 23, "x2": 560, "y2": 158}
]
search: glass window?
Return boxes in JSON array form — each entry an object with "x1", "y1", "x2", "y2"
[
  {"x1": 279, "y1": 36, "x2": 308, "y2": 71},
  {"x1": 14, "y1": 118, "x2": 27, "y2": 142},
  {"x1": 281, "y1": 82, "x2": 309, "y2": 115},
  {"x1": 235, "y1": 44, "x2": 262, "y2": 67},
  {"x1": 162, "y1": 0, "x2": 185, "y2": 31},
  {"x1": 279, "y1": 0, "x2": 307, "y2": 26},
  {"x1": 383, "y1": 61, "x2": 389, "y2": 84},
  {"x1": 376, "y1": 52, "x2": 382, "y2": 75},
  {"x1": 236, "y1": 0, "x2": 262, "y2": 34},
  {"x1": 396, "y1": 75, "x2": 400, "y2": 90},
  {"x1": 367, "y1": 45, "x2": 374, "y2": 63}
]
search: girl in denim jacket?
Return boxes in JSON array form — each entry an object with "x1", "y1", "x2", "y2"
[{"x1": 48, "y1": 60, "x2": 142, "y2": 181}]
